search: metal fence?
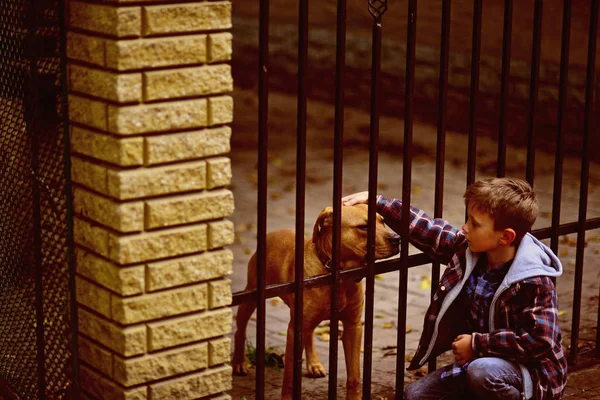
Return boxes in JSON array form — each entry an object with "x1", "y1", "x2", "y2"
[
  {"x1": 0, "y1": 0, "x2": 77, "y2": 398},
  {"x1": 232, "y1": 0, "x2": 600, "y2": 399}
]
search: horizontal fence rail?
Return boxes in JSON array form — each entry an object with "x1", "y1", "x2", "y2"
[{"x1": 232, "y1": 0, "x2": 600, "y2": 398}]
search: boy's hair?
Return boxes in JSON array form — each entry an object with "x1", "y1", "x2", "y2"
[{"x1": 463, "y1": 177, "x2": 538, "y2": 243}]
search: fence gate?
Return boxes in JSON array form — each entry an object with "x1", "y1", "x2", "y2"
[
  {"x1": 233, "y1": 0, "x2": 600, "y2": 399},
  {"x1": 0, "y1": 0, "x2": 77, "y2": 398}
]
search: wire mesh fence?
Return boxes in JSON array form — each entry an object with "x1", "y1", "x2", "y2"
[{"x1": 0, "y1": 0, "x2": 75, "y2": 398}]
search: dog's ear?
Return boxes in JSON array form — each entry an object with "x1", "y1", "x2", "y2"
[{"x1": 312, "y1": 207, "x2": 333, "y2": 243}]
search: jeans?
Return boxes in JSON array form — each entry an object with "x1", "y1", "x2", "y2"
[{"x1": 404, "y1": 357, "x2": 532, "y2": 400}]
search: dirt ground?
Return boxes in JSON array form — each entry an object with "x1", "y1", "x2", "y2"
[{"x1": 226, "y1": 86, "x2": 600, "y2": 399}]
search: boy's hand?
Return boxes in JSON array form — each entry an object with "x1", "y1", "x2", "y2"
[
  {"x1": 342, "y1": 191, "x2": 370, "y2": 206},
  {"x1": 452, "y1": 334, "x2": 474, "y2": 365}
]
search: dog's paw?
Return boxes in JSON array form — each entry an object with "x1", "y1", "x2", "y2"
[
  {"x1": 232, "y1": 362, "x2": 249, "y2": 376},
  {"x1": 307, "y1": 362, "x2": 327, "y2": 378}
]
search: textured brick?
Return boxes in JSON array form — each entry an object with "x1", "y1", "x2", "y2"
[
  {"x1": 71, "y1": 157, "x2": 108, "y2": 194},
  {"x1": 208, "y1": 220, "x2": 234, "y2": 249},
  {"x1": 71, "y1": 127, "x2": 144, "y2": 166},
  {"x1": 149, "y1": 365, "x2": 231, "y2": 400},
  {"x1": 209, "y1": 337, "x2": 230, "y2": 367},
  {"x1": 78, "y1": 336, "x2": 113, "y2": 377},
  {"x1": 70, "y1": 65, "x2": 142, "y2": 103},
  {"x1": 106, "y1": 35, "x2": 207, "y2": 71},
  {"x1": 144, "y1": 190, "x2": 234, "y2": 229},
  {"x1": 147, "y1": 308, "x2": 232, "y2": 351},
  {"x1": 144, "y1": 126, "x2": 231, "y2": 165},
  {"x1": 78, "y1": 309, "x2": 146, "y2": 356},
  {"x1": 113, "y1": 343, "x2": 207, "y2": 387},
  {"x1": 76, "y1": 276, "x2": 112, "y2": 317},
  {"x1": 144, "y1": 65, "x2": 232, "y2": 101},
  {"x1": 70, "y1": 2, "x2": 141, "y2": 37},
  {"x1": 208, "y1": 95, "x2": 233, "y2": 126},
  {"x1": 74, "y1": 188, "x2": 144, "y2": 232},
  {"x1": 111, "y1": 284, "x2": 207, "y2": 324},
  {"x1": 69, "y1": 95, "x2": 107, "y2": 131},
  {"x1": 74, "y1": 218, "x2": 110, "y2": 257},
  {"x1": 76, "y1": 250, "x2": 144, "y2": 296},
  {"x1": 80, "y1": 365, "x2": 148, "y2": 400},
  {"x1": 108, "y1": 225, "x2": 208, "y2": 264},
  {"x1": 67, "y1": 32, "x2": 105, "y2": 66},
  {"x1": 142, "y1": 2, "x2": 231, "y2": 35},
  {"x1": 208, "y1": 33, "x2": 233, "y2": 63},
  {"x1": 208, "y1": 278, "x2": 231, "y2": 309},
  {"x1": 107, "y1": 161, "x2": 206, "y2": 200},
  {"x1": 206, "y1": 157, "x2": 231, "y2": 189},
  {"x1": 145, "y1": 249, "x2": 233, "y2": 292},
  {"x1": 108, "y1": 99, "x2": 207, "y2": 135}
]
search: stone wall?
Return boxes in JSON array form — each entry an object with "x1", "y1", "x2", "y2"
[{"x1": 67, "y1": 1, "x2": 234, "y2": 399}]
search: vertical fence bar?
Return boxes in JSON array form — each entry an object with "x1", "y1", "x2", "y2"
[
  {"x1": 293, "y1": 0, "x2": 309, "y2": 397},
  {"x1": 328, "y1": 0, "x2": 347, "y2": 397},
  {"x1": 26, "y1": 0, "x2": 47, "y2": 397},
  {"x1": 363, "y1": 3, "x2": 386, "y2": 398},
  {"x1": 256, "y1": 0, "x2": 270, "y2": 395},
  {"x1": 467, "y1": 0, "x2": 482, "y2": 188},
  {"x1": 59, "y1": 0, "x2": 79, "y2": 393},
  {"x1": 526, "y1": 0, "x2": 543, "y2": 186},
  {"x1": 430, "y1": 0, "x2": 451, "y2": 373},
  {"x1": 396, "y1": 1, "x2": 416, "y2": 398},
  {"x1": 497, "y1": 0, "x2": 513, "y2": 178},
  {"x1": 569, "y1": 0, "x2": 598, "y2": 367},
  {"x1": 550, "y1": 0, "x2": 571, "y2": 253}
]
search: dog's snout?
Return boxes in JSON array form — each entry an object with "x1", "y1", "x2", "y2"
[{"x1": 390, "y1": 234, "x2": 401, "y2": 246}]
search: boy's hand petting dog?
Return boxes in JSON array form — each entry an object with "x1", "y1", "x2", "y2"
[
  {"x1": 452, "y1": 334, "x2": 474, "y2": 365},
  {"x1": 342, "y1": 191, "x2": 370, "y2": 206}
]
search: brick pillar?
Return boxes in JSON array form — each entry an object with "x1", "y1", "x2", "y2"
[{"x1": 67, "y1": 1, "x2": 234, "y2": 399}]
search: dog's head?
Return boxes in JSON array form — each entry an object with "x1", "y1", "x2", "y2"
[{"x1": 312, "y1": 204, "x2": 400, "y2": 266}]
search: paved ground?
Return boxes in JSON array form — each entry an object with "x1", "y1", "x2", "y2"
[{"x1": 227, "y1": 88, "x2": 600, "y2": 399}]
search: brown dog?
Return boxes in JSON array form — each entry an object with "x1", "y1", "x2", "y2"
[{"x1": 232, "y1": 204, "x2": 400, "y2": 399}]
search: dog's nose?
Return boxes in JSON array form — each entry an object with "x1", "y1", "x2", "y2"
[{"x1": 390, "y1": 234, "x2": 401, "y2": 246}]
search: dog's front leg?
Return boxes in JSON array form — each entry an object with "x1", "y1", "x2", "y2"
[
  {"x1": 304, "y1": 322, "x2": 326, "y2": 378},
  {"x1": 281, "y1": 320, "x2": 296, "y2": 400},
  {"x1": 342, "y1": 322, "x2": 363, "y2": 400}
]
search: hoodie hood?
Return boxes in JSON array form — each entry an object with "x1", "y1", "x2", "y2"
[{"x1": 503, "y1": 232, "x2": 563, "y2": 286}]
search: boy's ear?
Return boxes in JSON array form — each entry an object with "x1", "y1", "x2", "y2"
[{"x1": 500, "y1": 228, "x2": 517, "y2": 246}]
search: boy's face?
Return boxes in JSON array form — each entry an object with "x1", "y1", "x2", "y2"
[{"x1": 462, "y1": 203, "x2": 504, "y2": 253}]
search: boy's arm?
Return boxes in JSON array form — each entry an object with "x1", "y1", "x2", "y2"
[
  {"x1": 471, "y1": 278, "x2": 560, "y2": 363},
  {"x1": 376, "y1": 195, "x2": 465, "y2": 263}
]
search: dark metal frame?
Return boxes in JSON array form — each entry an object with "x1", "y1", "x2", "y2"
[{"x1": 232, "y1": 0, "x2": 600, "y2": 398}]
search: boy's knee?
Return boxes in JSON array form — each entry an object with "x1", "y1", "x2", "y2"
[
  {"x1": 466, "y1": 359, "x2": 493, "y2": 393},
  {"x1": 404, "y1": 381, "x2": 424, "y2": 400}
]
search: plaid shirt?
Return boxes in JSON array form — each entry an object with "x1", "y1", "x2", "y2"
[{"x1": 376, "y1": 196, "x2": 567, "y2": 400}]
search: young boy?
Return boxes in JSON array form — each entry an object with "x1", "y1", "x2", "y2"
[{"x1": 342, "y1": 178, "x2": 567, "y2": 400}]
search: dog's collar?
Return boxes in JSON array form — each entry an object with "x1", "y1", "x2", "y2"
[{"x1": 315, "y1": 244, "x2": 332, "y2": 271}]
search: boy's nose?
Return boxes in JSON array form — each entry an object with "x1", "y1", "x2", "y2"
[{"x1": 461, "y1": 224, "x2": 468, "y2": 233}]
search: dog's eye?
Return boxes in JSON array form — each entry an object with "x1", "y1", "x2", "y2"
[{"x1": 358, "y1": 225, "x2": 368, "y2": 230}]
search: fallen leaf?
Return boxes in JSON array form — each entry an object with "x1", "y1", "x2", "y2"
[
  {"x1": 375, "y1": 274, "x2": 385, "y2": 281},
  {"x1": 559, "y1": 249, "x2": 569, "y2": 257},
  {"x1": 381, "y1": 322, "x2": 394, "y2": 329},
  {"x1": 383, "y1": 350, "x2": 397, "y2": 357},
  {"x1": 279, "y1": 331, "x2": 287, "y2": 336},
  {"x1": 558, "y1": 311, "x2": 566, "y2": 317},
  {"x1": 405, "y1": 325, "x2": 412, "y2": 334},
  {"x1": 412, "y1": 186, "x2": 422, "y2": 195},
  {"x1": 244, "y1": 248, "x2": 252, "y2": 255},
  {"x1": 419, "y1": 277, "x2": 431, "y2": 290},
  {"x1": 270, "y1": 192, "x2": 282, "y2": 200},
  {"x1": 375, "y1": 314, "x2": 386, "y2": 319},
  {"x1": 405, "y1": 354, "x2": 414, "y2": 362},
  {"x1": 314, "y1": 327, "x2": 330, "y2": 335},
  {"x1": 319, "y1": 333, "x2": 330, "y2": 342}
]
